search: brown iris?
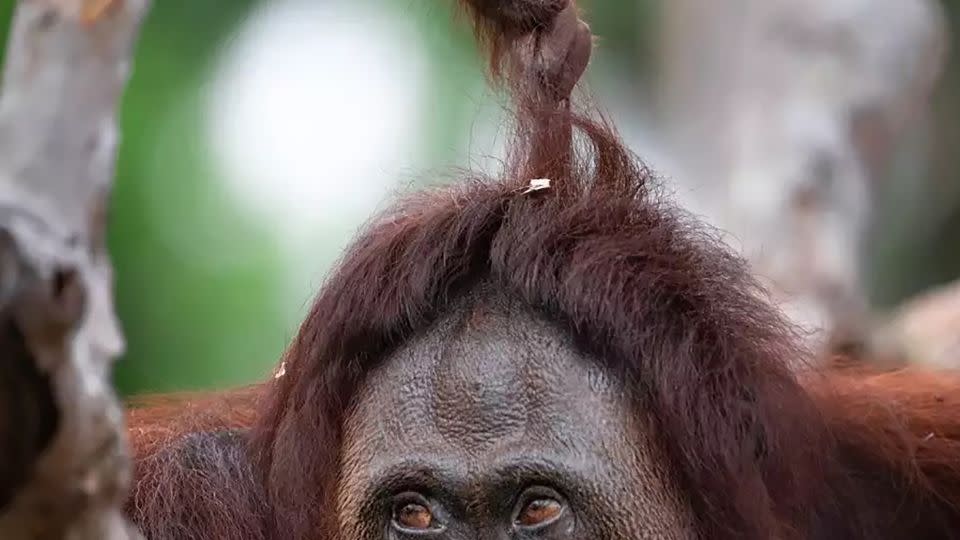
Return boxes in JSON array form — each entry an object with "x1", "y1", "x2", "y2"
[
  {"x1": 395, "y1": 501, "x2": 433, "y2": 530},
  {"x1": 516, "y1": 497, "x2": 563, "y2": 527}
]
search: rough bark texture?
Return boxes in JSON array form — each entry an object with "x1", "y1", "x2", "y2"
[
  {"x1": 0, "y1": 0, "x2": 150, "y2": 538},
  {"x1": 658, "y1": 0, "x2": 948, "y2": 352}
]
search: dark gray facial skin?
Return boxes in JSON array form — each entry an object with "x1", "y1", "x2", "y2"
[{"x1": 337, "y1": 289, "x2": 696, "y2": 539}]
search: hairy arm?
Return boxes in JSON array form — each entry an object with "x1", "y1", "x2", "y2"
[
  {"x1": 125, "y1": 386, "x2": 269, "y2": 539},
  {"x1": 806, "y1": 367, "x2": 960, "y2": 536}
]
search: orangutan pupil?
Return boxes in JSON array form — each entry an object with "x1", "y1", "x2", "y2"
[{"x1": 393, "y1": 497, "x2": 434, "y2": 531}]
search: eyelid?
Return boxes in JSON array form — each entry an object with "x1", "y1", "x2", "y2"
[
  {"x1": 362, "y1": 461, "x2": 457, "y2": 502},
  {"x1": 393, "y1": 491, "x2": 431, "y2": 506},
  {"x1": 517, "y1": 484, "x2": 565, "y2": 501},
  {"x1": 513, "y1": 484, "x2": 566, "y2": 513},
  {"x1": 489, "y1": 457, "x2": 585, "y2": 497}
]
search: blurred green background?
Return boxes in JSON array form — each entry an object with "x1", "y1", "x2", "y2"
[{"x1": 0, "y1": 0, "x2": 957, "y2": 395}]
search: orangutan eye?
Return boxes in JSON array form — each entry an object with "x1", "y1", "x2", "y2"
[
  {"x1": 514, "y1": 488, "x2": 565, "y2": 529},
  {"x1": 391, "y1": 493, "x2": 440, "y2": 532}
]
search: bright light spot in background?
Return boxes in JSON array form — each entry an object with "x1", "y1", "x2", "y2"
[{"x1": 205, "y1": 0, "x2": 428, "y2": 314}]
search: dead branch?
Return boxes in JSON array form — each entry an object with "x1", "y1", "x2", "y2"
[
  {"x1": 0, "y1": 0, "x2": 151, "y2": 538},
  {"x1": 659, "y1": 0, "x2": 949, "y2": 352},
  {"x1": 879, "y1": 279, "x2": 960, "y2": 369}
]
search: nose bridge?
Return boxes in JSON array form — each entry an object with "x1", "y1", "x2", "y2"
[
  {"x1": 473, "y1": 527, "x2": 512, "y2": 540},
  {"x1": 449, "y1": 476, "x2": 514, "y2": 540}
]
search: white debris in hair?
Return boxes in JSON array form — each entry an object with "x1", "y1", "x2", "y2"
[
  {"x1": 522, "y1": 178, "x2": 552, "y2": 194},
  {"x1": 274, "y1": 361, "x2": 287, "y2": 379}
]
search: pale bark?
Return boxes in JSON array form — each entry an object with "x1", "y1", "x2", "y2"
[
  {"x1": 658, "y1": 0, "x2": 948, "y2": 351},
  {"x1": 0, "y1": 0, "x2": 150, "y2": 538},
  {"x1": 880, "y1": 279, "x2": 960, "y2": 369}
]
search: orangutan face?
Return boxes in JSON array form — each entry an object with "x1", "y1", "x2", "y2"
[{"x1": 337, "y1": 292, "x2": 696, "y2": 539}]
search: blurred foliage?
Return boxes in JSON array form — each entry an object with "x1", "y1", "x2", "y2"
[
  {"x1": 0, "y1": 0, "x2": 956, "y2": 394},
  {"x1": 105, "y1": 0, "x2": 484, "y2": 394},
  {"x1": 869, "y1": 0, "x2": 960, "y2": 307},
  {"x1": 109, "y1": 2, "x2": 273, "y2": 394}
]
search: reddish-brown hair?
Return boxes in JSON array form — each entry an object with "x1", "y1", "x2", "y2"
[{"x1": 126, "y1": 2, "x2": 960, "y2": 539}]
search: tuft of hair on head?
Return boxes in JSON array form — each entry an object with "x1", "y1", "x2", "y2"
[
  {"x1": 458, "y1": 0, "x2": 571, "y2": 76},
  {"x1": 456, "y1": 0, "x2": 598, "y2": 192},
  {"x1": 462, "y1": 0, "x2": 567, "y2": 33}
]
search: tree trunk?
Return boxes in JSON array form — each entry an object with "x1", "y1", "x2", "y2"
[
  {"x1": 657, "y1": 0, "x2": 948, "y2": 353},
  {"x1": 0, "y1": 0, "x2": 151, "y2": 537}
]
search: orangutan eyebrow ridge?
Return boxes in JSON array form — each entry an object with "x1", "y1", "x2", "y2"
[{"x1": 364, "y1": 461, "x2": 462, "y2": 502}]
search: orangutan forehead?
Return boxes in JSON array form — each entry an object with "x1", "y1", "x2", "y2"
[
  {"x1": 344, "y1": 291, "x2": 647, "y2": 475},
  {"x1": 410, "y1": 294, "x2": 621, "y2": 447},
  {"x1": 369, "y1": 288, "x2": 620, "y2": 432},
  {"x1": 341, "y1": 288, "x2": 624, "y2": 452}
]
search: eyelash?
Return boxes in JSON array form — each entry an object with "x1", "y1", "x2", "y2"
[{"x1": 514, "y1": 484, "x2": 565, "y2": 508}]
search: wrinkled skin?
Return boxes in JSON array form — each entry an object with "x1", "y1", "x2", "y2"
[{"x1": 337, "y1": 289, "x2": 696, "y2": 539}]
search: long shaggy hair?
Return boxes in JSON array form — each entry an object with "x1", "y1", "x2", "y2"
[{"x1": 126, "y1": 2, "x2": 960, "y2": 539}]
